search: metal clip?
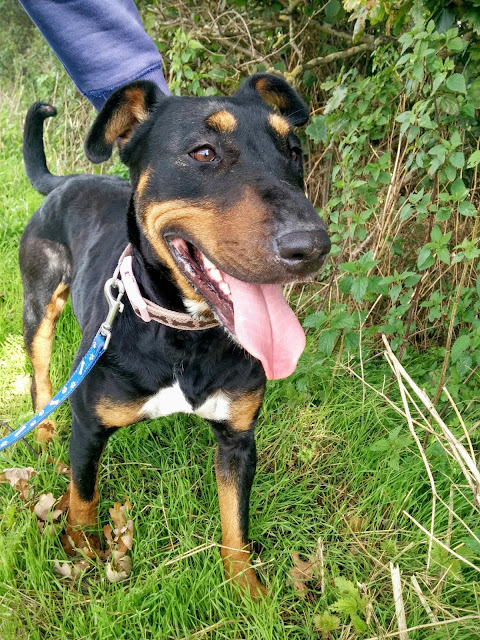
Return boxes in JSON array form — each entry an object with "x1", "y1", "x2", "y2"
[{"x1": 100, "y1": 277, "x2": 125, "y2": 350}]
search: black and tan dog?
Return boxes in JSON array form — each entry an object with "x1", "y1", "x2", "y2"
[{"x1": 20, "y1": 74, "x2": 330, "y2": 595}]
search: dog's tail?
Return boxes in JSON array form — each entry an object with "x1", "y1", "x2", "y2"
[{"x1": 23, "y1": 102, "x2": 68, "y2": 195}]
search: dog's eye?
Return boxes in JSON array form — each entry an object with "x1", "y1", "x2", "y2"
[
  {"x1": 290, "y1": 147, "x2": 301, "y2": 162},
  {"x1": 190, "y1": 146, "x2": 217, "y2": 162}
]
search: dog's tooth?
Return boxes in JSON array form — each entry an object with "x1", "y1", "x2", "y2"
[
  {"x1": 219, "y1": 281, "x2": 231, "y2": 296},
  {"x1": 202, "y1": 254, "x2": 216, "y2": 270},
  {"x1": 209, "y1": 268, "x2": 222, "y2": 282}
]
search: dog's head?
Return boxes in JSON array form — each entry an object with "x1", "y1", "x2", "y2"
[{"x1": 85, "y1": 74, "x2": 330, "y2": 379}]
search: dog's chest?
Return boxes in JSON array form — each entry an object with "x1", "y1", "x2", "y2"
[{"x1": 140, "y1": 382, "x2": 231, "y2": 422}]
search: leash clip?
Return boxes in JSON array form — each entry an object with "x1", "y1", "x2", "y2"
[{"x1": 100, "y1": 277, "x2": 125, "y2": 350}]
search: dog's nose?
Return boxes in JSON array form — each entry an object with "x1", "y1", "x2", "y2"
[{"x1": 276, "y1": 230, "x2": 331, "y2": 266}]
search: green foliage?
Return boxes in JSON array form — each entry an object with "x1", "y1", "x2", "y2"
[
  {"x1": 370, "y1": 426, "x2": 412, "y2": 470},
  {"x1": 305, "y1": 3, "x2": 480, "y2": 403},
  {"x1": 314, "y1": 611, "x2": 341, "y2": 635},
  {"x1": 329, "y1": 576, "x2": 369, "y2": 635}
]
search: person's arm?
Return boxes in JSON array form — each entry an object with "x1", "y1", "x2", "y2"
[{"x1": 19, "y1": 0, "x2": 170, "y2": 109}]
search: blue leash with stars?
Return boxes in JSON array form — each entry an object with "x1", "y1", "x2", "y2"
[{"x1": 0, "y1": 277, "x2": 124, "y2": 452}]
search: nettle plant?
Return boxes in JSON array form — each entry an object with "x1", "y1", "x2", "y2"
[{"x1": 306, "y1": 15, "x2": 480, "y2": 401}]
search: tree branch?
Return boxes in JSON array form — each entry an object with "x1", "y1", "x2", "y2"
[{"x1": 286, "y1": 42, "x2": 375, "y2": 81}]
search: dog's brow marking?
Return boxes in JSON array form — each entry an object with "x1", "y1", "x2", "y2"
[
  {"x1": 206, "y1": 110, "x2": 237, "y2": 133},
  {"x1": 268, "y1": 113, "x2": 290, "y2": 137}
]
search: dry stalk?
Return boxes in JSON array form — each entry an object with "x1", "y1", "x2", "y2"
[
  {"x1": 316, "y1": 537, "x2": 325, "y2": 595},
  {"x1": 403, "y1": 510, "x2": 480, "y2": 575},
  {"x1": 390, "y1": 563, "x2": 408, "y2": 640},
  {"x1": 410, "y1": 575, "x2": 440, "y2": 630},
  {"x1": 363, "y1": 614, "x2": 480, "y2": 640},
  {"x1": 443, "y1": 386, "x2": 476, "y2": 463},
  {"x1": 382, "y1": 336, "x2": 480, "y2": 506},
  {"x1": 164, "y1": 542, "x2": 217, "y2": 566},
  {"x1": 383, "y1": 345, "x2": 437, "y2": 570}
]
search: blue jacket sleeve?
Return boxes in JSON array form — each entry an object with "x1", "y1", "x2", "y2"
[{"x1": 19, "y1": 0, "x2": 170, "y2": 109}]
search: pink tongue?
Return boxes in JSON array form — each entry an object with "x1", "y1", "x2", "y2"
[{"x1": 224, "y1": 274, "x2": 306, "y2": 380}]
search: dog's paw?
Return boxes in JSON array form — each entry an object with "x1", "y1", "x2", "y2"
[
  {"x1": 62, "y1": 525, "x2": 102, "y2": 559},
  {"x1": 35, "y1": 419, "x2": 57, "y2": 445}
]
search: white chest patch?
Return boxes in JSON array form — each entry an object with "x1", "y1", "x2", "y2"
[{"x1": 141, "y1": 382, "x2": 231, "y2": 422}]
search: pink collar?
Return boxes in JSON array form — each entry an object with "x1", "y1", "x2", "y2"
[{"x1": 115, "y1": 245, "x2": 218, "y2": 331}]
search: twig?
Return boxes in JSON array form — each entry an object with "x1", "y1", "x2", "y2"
[
  {"x1": 410, "y1": 575, "x2": 440, "y2": 630},
  {"x1": 164, "y1": 542, "x2": 217, "y2": 566},
  {"x1": 390, "y1": 563, "x2": 408, "y2": 640},
  {"x1": 403, "y1": 510, "x2": 480, "y2": 574},
  {"x1": 383, "y1": 342, "x2": 437, "y2": 569},
  {"x1": 317, "y1": 537, "x2": 325, "y2": 594},
  {"x1": 0, "y1": 421, "x2": 39, "y2": 458},
  {"x1": 382, "y1": 335, "x2": 480, "y2": 505},
  {"x1": 286, "y1": 42, "x2": 375, "y2": 81},
  {"x1": 363, "y1": 615, "x2": 480, "y2": 640},
  {"x1": 312, "y1": 22, "x2": 376, "y2": 45}
]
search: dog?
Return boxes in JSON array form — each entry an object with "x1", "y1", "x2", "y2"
[{"x1": 20, "y1": 74, "x2": 330, "y2": 596}]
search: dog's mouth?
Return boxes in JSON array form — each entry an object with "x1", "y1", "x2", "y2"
[
  {"x1": 168, "y1": 237, "x2": 235, "y2": 332},
  {"x1": 167, "y1": 237, "x2": 306, "y2": 380}
]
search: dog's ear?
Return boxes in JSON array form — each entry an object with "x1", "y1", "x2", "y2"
[
  {"x1": 85, "y1": 81, "x2": 164, "y2": 163},
  {"x1": 234, "y1": 73, "x2": 309, "y2": 126}
]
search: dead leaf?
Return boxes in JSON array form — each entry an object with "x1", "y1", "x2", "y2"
[
  {"x1": 109, "y1": 498, "x2": 131, "y2": 535},
  {"x1": 289, "y1": 552, "x2": 321, "y2": 597},
  {"x1": 0, "y1": 467, "x2": 36, "y2": 500},
  {"x1": 104, "y1": 498, "x2": 133, "y2": 581},
  {"x1": 61, "y1": 528, "x2": 101, "y2": 559},
  {"x1": 103, "y1": 524, "x2": 113, "y2": 542},
  {"x1": 56, "y1": 487, "x2": 70, "y2": 514},
  {"x1": 347, "y1": 515, "x2": 366, "y2": 533},
  {"x1": 47, "y1": 457, "x2": 71, "y2": 477},
  {"x1": 106, "y1": 554, "x2": 132, "y2": 583},
  {"x1": 53, "y1": 559, "x2": 89, "y2": 579},
  {"x1": 34, "y1": 493, "x2": 63, "y2": 522}
]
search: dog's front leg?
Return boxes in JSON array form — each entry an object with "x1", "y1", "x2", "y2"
[
  {"x1": 66, "y1": 413, "x2": 112, "y2": 550},
  {"x1": 211, "y1": 419, "x2": 267, "y2": 597}
]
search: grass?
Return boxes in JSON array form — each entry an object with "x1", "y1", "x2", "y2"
[{"x1": 0, "y1": 78, "x2": 479, "y2": 640}]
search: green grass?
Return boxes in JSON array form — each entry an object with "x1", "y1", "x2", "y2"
[{"x1": 1, "y1": 82, "x2": 479, "y2": 640}]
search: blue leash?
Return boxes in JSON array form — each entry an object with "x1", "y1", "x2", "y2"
[
  {"x1": 0, "y1": 277, "x2": 124, "y2": 452},
  {"x1": 0, "y1": 334, "x2": 106, "y2": 451}
]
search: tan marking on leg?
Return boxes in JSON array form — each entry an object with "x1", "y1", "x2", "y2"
[
  {"x1": 68, "y1": 480, "x2": 99, "y2": 528},
  {"x1": 206, "y1": 110, "x2": 237, "y2": 133},
  {"x1": 30, "y1": 283, "x2": 69, "y2": 443},
  {"x1": 65, "y1": 480, "x2": 102, "y2": 558},
  {"x1": 268, "y1": 113, "x2": 290, "y2": 137},
  {"x1": 215, "y1": 456, "x2": 266, "y2": 597},
  {"x1": 95, "y1": 397, "x2": 145, "y2": 428},
  {"x1": 230, "y1": 388, "x2": 264, "y2": 432}
]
